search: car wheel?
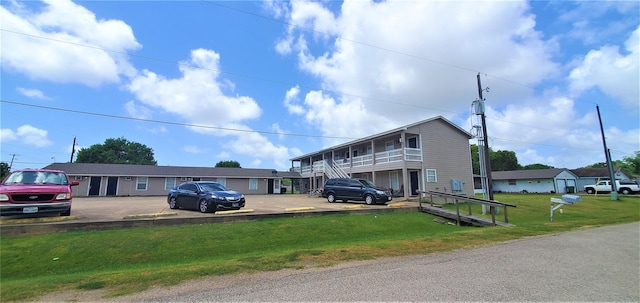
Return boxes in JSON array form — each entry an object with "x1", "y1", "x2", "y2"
[
  {"x1": 60, "y1": 208, "x2": 71, "y2": 216},
  {"x1": 620, "y1": 188, "x2": 631, "y2": 195},
  {"x1": 199, "y1": 199, "x2": 211, "y2": 213},
  {"x1": 585, "y1": 188, "x2": 595, "y2": 194},
  {"x1": 365, "y1": 194, "x2": 374, "y2": 205},
  {"x1": 327, "y1": 193, "x2": 336, "y2": 203},
  {"x1": 168, "y1": 197, "x2": 178, "y2": 209}
]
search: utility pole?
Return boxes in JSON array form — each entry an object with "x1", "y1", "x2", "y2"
[
  {"x1": 8, "y1": 153, "x2": 18, "y2": 171},
  {"x1": 70, "y1": 136, "x2": 77, "y2": 163},
  {"x1": 477, "y1": 73, "x2": 494, "y2": 200},
  {"x1": 596, "y1": 105, "x2": 618, "y2": 201}
]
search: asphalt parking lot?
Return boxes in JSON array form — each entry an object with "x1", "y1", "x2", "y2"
[{"x1": 0, "y1": 194, "x2": 415, "y2": 236}]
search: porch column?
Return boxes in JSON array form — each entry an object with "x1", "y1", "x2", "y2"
[{"x1": 401, "y1": 131, "x2": 410, "y2": 198}]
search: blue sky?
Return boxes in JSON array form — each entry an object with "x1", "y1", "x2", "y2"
[{"x1": 1, "y1": 0, "x2": 638, "y2": 171}]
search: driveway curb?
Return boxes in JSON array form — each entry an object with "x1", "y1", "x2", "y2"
[{"x1": 0, "y1": 207, "x2": 416, "y2": 237}]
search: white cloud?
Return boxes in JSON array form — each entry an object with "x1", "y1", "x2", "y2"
[
  {"x1": 569, "y1": 26, "x2": 640, "y2": 110},
  {"x1": 271, "y1": 123, "x2": 286, "y2": 140},
  {"x1": 16, "y1": 87, "x2": 50, "y2": 100},
  {"x1": 2, "y1": 125, "x2": 52, "y2": 147},
  {"x1": 275, "y1": 1, "x2": 559, "y2": 145},
  {"x1": 124, "y1": 100, "x2": 152, "y2": 119},
  {"x1": 283, "y1": 86, "x2": 305, "y2": 115},
  {"x1": 127, "y1": 49, "x2": 261, "y2": 128},
  {"x1": 184, "y1": 145, "x2": 203, "y2": 154},
  {"x1": 1, "y1": 129, "x2": 17, "y2": 142},
  {"x1": 0, "y1": 0, "x2": 140, "y2": 87},
  {"x1": 126, "y1": 48, "x2": 300, "y2": 169},
  {"x1": 216, "y1": 151, "x2": 230, "y2": 159}
]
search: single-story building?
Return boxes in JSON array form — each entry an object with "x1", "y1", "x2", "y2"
[
  {"x1": 491, "y1": 168, "x2": 579, "y2": 194},
  {"x1": 570, "y1": 167, "x2": 634, "y2": 189},
  {"x1": 43, "y1": 163, "x2": 301, "y2": 197}
]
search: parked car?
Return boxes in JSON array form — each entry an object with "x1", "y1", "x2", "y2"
[
  {"x1": 167, "y1": 181, "x2": 245, "y2": 213},
  {"x1": 583, "y1": 180, "x2": 640, "y2": 195},
  {"x1": 0, "y1": 169, "x2": 79, "y2": 216},
  {"x1": 321, "y1": 178, "x2": 392, "y2": 205}
]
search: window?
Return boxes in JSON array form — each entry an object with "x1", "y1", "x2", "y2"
[
  {"x1": 385, "y1": 141, "x2": 395, "y2": 151},
  {"x1": 217, "y1": 178, "x2": 226, "y2": 186},
  {"x1": 390, "y1": 171, "x2": 399, "y2": 190},
  {"x1": 165, "y1": 177, "x2": 176, "y2": 190},
  {"x1": 249, "y1": 178, "x2": 258, "y2": 190},
  {"x1": 136, "y1": 177, "x2": 148, "y2": 191},
  {"x1": 426, "y1": 169, "x2": 437, "y2": 183},
  {"x1": 192, "y1": 177, "x2": 201, "y2": 181},
  {"x1": 366, "y1": 146, "x2": 372, "y2": 154},
  {"x1": 408, "y1": 137, "x2": 418, "y2": 148},
  {"x1": 179, "y1": 183, "x2": 197, "y2": 192},
  {"x1": 348, "y1": 179, "x2": 362, "y2": 187},
  {"x1": 508, "y1": 179, "x2": 517, "y2": 185}
]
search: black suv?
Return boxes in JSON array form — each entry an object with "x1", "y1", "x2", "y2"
[{"x1": 321, "y1": 178, "x2": 392, "y2": 205}]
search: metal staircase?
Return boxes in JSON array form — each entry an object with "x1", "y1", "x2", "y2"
[{"x1": 318, "y1": 160, "x2": 349, "y2": 179}]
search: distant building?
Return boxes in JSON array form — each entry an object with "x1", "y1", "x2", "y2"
[
  {"x1": 570, "y1": 167, "x2": 634, "y2": 189},
  {"x1": 491, "y1": 168, "x2": 579, "y2": 194}
]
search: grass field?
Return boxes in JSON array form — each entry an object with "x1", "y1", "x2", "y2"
[{"x1": 1, "y1": 193, "x2": 638, "y2": 301}]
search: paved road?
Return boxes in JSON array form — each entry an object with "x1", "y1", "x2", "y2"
[{"x1": 113, "y1": 222, "x2": 639, "y2": 302}]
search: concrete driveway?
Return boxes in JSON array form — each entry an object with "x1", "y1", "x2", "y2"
[
  {"x1": 75, "y1": 194, "x2": 409, "y2": 221},
  {"x1": 0, "y1": 194, "x2": 414, "y2": 235}
]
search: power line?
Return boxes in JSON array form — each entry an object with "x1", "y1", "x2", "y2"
[
  {"x1": 0, "y1": 99, "x2": 356, "y2": 140},
  {"x1": 5, "y1": 99, "x2": 629, "y2": 158},
  {"x1": 202, "y1": 0, "x2": 539, "y2": 91},
  {"x1": 0, "y1": 28, "x2": 568, "y2": 136}
]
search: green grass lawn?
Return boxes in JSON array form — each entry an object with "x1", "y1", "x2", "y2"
[{"x1": 1, "y1": 193, "x2": 638, "y2": 301}]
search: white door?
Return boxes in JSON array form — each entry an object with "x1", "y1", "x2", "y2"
[{"x1": 274, "y1": 179, "x2": 281, "y2": 194}]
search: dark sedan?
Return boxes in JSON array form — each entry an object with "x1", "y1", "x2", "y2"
[{"x1": 167, "y1": 181, "x2": 245, "y2": 213}]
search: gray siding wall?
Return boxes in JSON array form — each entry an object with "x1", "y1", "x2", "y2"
[
  {"x1": 68, "y1": 175, "x2": 273, "y2": 197},
  {"x1": 416, "y1": 119, "x2": 474, "y2": 196}
]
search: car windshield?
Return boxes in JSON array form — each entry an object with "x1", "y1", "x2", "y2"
[
  {"x1": 359, "y1": 179, "x2": 377, "y2": 187},
  {"x1": 3, "y1": 171, "x2": 68, "y2": 185},
  {"x1": 199, "y1": 183, "x2": 228, "y2": 192}
]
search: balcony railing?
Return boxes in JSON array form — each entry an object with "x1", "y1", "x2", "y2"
[
  {"x1": 352, "y1": 154, "x2": 374, "y2": 167},
  {"x1": 295, "y1": 148, "x2": 422, "y2": 175}
]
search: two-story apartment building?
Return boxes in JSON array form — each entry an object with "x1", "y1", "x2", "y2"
[{"x1": 290, "y1": 116, "x2": 475, "y2": 198}]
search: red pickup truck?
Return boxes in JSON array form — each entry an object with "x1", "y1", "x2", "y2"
[{"x1": 0, "y1": 169, "x2": 79, "y2": 216}]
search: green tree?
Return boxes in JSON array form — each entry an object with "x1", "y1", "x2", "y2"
[
  {"x1": 0, "y1": 162, "x2": 10, "y2": 180},
  {"x1": 215, "y1": 160, "x2": 241, "y2": 168},
  {"x1": 586, "y1": 162, "x2": 608, "y2": 168},
  {"x1": 76, "y1": 137, "x2": 157, "y2": 165},
  {"x1": 470, "y1": 145, "x2": 522, "y2": 173},
  {"x1": 620, "y1": 151, "x2": 640, "y2": 175},
  {"x1": 522, "y1": 163, "x2": 554, "y2": 170},
  {"x1": 470, "y1": 145, "x2": 480, "y2": 175},
  {"x1": 491, "y1": 150, "x2": 520, "y2": 171}
]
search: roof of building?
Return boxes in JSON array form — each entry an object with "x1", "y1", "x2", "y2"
[
  {"x1": 43, "y1": 163, "x2": 301, "y2": 178},
  {"x1": 570, "y1": 167, "x2": 628, "y2": 178},
  {"x1": 491, "y1": 168, "x2": 575, "y2": 180},
  {"x1": 291, "y1": 116, "x2": 471, "y2": 160}
]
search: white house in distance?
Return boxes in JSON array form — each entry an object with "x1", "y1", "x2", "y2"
[
  {"x1": 491, "y1": 168, "x2": 579, "y2": 194},
  {"x1": 290, "y1": 116, "x2": 475, "y2": 198},
  {"x1": 570, "y1": 167, "x2": 634, "y2": 189},
  {"x1": 43, "y1": 163, "x2": 299, "y2": 197}
]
